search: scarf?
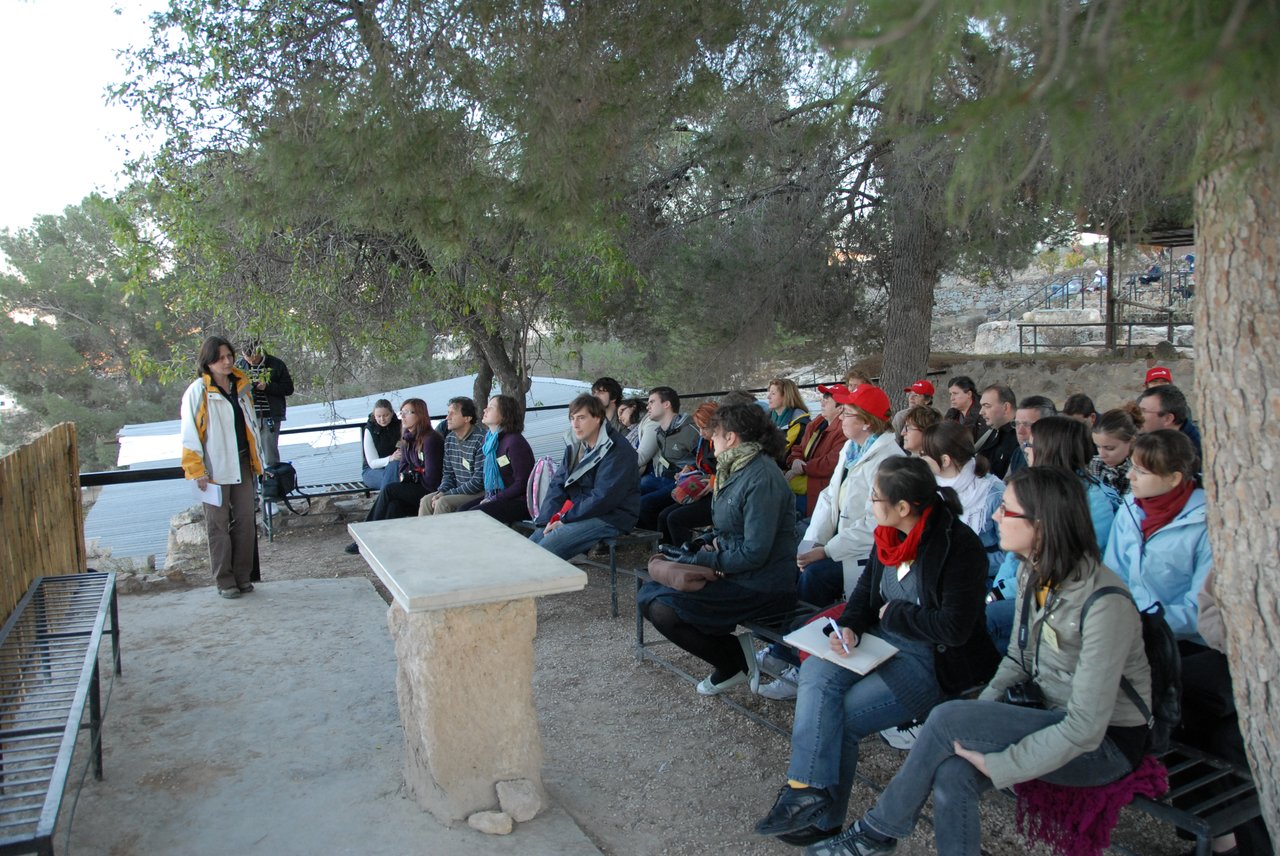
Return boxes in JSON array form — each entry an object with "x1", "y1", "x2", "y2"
[
  {"x1": 770, "y1": 407, "x2": 797, "y2": 429},
  {"x1": 1014, "y1": 755, "x2": 1168, "y2": 856},
  {"x1": 844, "y1": 433, "x2": 880, "y2": 469},
  {"x1": 873, "y1": 504, "x2": 934, "y2": 567},
  {"x1": 400, "y1": 428, "x2": 425, "y2": 476},
  {"x1": 482, "y1": 429, "x2": 505, "y2": 496},
  {"x1": 1135, "y1": 479, "x2": 1195, "y2": 541},
  {"x1": 712, "y1": 441, "x2": 761, "y2": 499}
]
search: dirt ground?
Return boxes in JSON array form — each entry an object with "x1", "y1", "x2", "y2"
[{"x1": 247, "y1": 519, "x2": 1187, "y2": 856}]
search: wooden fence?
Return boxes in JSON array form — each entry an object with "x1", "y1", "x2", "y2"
[{"x1": 0, "y1": 423, "x2": 87, "y2": 621}]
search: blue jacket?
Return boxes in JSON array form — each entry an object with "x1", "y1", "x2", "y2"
[
  {"x1": 1103, "y1": 488, "x2": 1211, "y2": 643},
  {"x1": 536, "y1": 423, "x2": 640, "y2": 532}
]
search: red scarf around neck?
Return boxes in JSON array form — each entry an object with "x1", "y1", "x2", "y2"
[
  {"x1": 1135, "y1": 479, "x2": 1195, "y2": 541},
  {"x1": 874, "y1": 504, "x2": 934, "y2": 567}
]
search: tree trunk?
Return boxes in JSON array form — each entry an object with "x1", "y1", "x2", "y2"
[
  {"x1": 1195, "y1": 103, "x2": 1280, "y2": 839},
  {"x1": 878, "y1": 135, "x2": 944, "y2": 409}
]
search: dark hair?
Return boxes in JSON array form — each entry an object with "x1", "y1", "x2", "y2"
[
  {"x1": 617, "y1": 398, "x2": 644, "y2": 427},
  {"x1": 1093, "y1": 406, "x2": 1139, "y2": 442},
  {"x1": 244, "y1": 338, "x2": 263, "y2": 355},
  {"x1": 718, "y1": 390, "x2": 757, "y2": 407},
  {"x1": 372, "y1": 398, "x2": 394, "y2": 414},
  {"x1": 1017, "y1": 395, "x2": 1057, "y2": 418},
  {"x1": 197, "y1": 336, "x2": 235, "y2": 377},
  {"x1": 1062, "y1": 393, "x2": 1096, "y2": 420},
  {"x1": 874, "y1": 456, "x2": 963, "y2": 517},
  {"x1": 707, "y1": 402, "x2": 785, "y2": 459},
  {"x1": 947, "y1": 376, "x2": 977, "y2": 397},
  {"x1": 489, "y1": 394, "x2": 523, "y2": 434},
  {"x1": 1030, "y1": 416, "x2": 1093, "y2": 472},
  {"x1": 649, "y1": 385, "x2": 681, "y2": 412},
  {"x1": 400, "y1": 398, "x2": 437, "y2": 451},
  {"x1": 1132, "y1": 429, "x2": 1198, "y2": 482},
  {"x1": 1005, "y1": 467, "x2": 1100, "y2": 589},
  {"x1": 591, "y1": 377, "x2": 623, "y2": 406},
  {"x1": 902, "y1": 405, "x2": 942, "y2": 432},
  {"x1": 1140, "y1": 385, "x2": 1191, "y2": 426},
  {"x1": 568, "y1": 393, "x2": 607, "y2": 420},
  {"x1": 920, "y1": 421, "x2": 990, "y2": 477},
  {"x1": 982, "y1": 383, "x2": 1016, "y2": 408},
  {"x1": 447, "y1": 396, "x2": 477, "y2": 424}
]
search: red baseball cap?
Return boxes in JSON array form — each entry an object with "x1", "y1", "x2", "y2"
[
  {"x1": 816, "y1": 383, "x2": 849, "y2": 397},
  {"x1": 1145, "y1": 366, "x2": 1173, "y2": 384},
  {"x1": 831, "y1": 384, "x2": 892, "y2": 420},
  {"x1": 904, "y1": 380, "x2": 935, "y2": 396}
]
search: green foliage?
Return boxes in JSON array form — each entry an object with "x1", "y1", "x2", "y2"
[{"x1": 0, "y1": 196, "x2": 198, "y2": 468}]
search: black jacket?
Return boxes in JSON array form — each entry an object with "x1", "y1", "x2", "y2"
[
  {"x1": 235, "y1": 353, "x2": 294, "y2": 422},
  {"x1": 837, "y1": 504, "x2": 999, "y2": 695},
  {"x1": 976, "y1": 421, "x2": 1020, "y2": 480}
]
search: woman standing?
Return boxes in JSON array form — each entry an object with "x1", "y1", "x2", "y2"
[
  {"x1": 814, "y1": 467, "x2": 1152, "y2": 856},
  {"x1": 637, "y1": 403, "x2": 797, "y2": 695},
  {"x1": 360, "y1": 399, "x2": 402, "y2": 489},
  {"x1": 344, "y1": 398, "x2": 444, "y2": 553},
  {"x1": 180, "y1": 336, "x2": 265, "y2": 599},
  {"x1": 459, "y1": 394, "x2": 535, "y2": 524},
  {"x1": 754, "y1": 457, "x2": 997, "y2": 846}
]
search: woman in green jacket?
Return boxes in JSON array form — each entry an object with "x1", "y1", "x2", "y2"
[
  {"x1": 637, "y1": 402, "x2": 797, "y2": 696},
  {"x1": 811, "y1": 467, "x2": 1152, "y2": 856}
]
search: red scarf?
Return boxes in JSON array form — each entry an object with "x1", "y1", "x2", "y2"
[
  {"x1": 873, "y1": 504, "x2": 934, "y2": 567},
  {"x1": 1135, "y1": 480, "x2": 1194, "y2": 541}
]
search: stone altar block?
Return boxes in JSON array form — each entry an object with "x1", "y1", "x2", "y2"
[{"x1": 349, "y1": 512, "x2": 587, "y2": 823}]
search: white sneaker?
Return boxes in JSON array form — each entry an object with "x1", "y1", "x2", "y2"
[
  {"x1": 757, "y1": 666, "x2": 800, "y2": 700},
  {"x1": 755, "y1": 646, "x2": 791, "y2": 676},
  {"x1": 879, "y1": 723, "x2": 921, "y2": 750}
]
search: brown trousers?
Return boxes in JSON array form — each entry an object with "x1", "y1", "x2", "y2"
[{"x1": 205, "y1": 452, "x2": 258, "y2": 591}]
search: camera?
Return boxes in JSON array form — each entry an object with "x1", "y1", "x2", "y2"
[{"x1": 1003, "y1": 680, "x2": 1046, "y2": 709}]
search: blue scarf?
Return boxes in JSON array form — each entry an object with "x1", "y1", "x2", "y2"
[
  {"x1": 844, "y1": 433, "x2": 880, "y2": 469},
  {"x1": 483, "y1": 429, "x2": 505, "y2": 495}
]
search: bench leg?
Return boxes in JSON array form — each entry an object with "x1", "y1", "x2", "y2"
[
  {"x1": 109, "y1": 584, "x2": 122, "y2": 677},
  {"x1": 89, "y1": 661, "x2": 104, "y2": 780},
  {"x1": 608, "y1": 543, "x2": 620, "y2": 618}
]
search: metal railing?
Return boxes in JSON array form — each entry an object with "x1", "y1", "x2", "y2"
[{"x1": 1017, "y1": 321, "x2": 1183, "y2": 355}]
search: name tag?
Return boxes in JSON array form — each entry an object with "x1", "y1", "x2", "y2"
[
  {"x1": 896, "y1": 562, "x2": 912, "y2": 582},
  {"x1": 461, "y1": 458, "x2": 471, "y2": 470},
  {"x1": 497, "y1": 455, "x2": 510, "y2": 466}
]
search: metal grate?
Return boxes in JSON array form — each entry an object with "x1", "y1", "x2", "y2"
[{"x1": 0, "y1": 573, "x2": 120, "y2": 856}]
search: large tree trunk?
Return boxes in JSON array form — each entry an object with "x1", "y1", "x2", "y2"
[
  {"x1": 878, "y1": 134, "x2": 944, "y2": 408},
  {"x1": 1195, "y1": 103, "x2": 1280, "y2": 839}
]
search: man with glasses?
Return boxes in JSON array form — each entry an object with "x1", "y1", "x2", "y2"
[
  {"x1": 1007, "y1": 395, "x2": 1057, "y2": 477},
  {"x1": 975, "y1": 384, "x2": 1021, "y2": 480},
  {"x1": 1138, "y1": 384, "x2": 1202, "y2": 463}
]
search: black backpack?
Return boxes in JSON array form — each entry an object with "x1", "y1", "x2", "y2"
[
  {"x1": 1081, "y1": 587, "x2": 1183, "y2": 755},
  {"x1": 260, "y1": 461, "x2": 311, "y2": 514}
]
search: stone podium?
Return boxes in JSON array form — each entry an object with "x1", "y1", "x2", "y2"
[{"x1": 349, "y1": 512, "x2": 587, "y2": 823}]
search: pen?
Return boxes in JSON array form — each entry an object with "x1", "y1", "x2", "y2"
[{"x1": 827, "y1": 617, "x2": 850, "y2": 655}]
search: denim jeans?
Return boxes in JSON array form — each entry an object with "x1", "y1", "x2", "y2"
[
  {"x1": 985, "y1": 598, "x2": 1015, "y2": 655},
  {"x1": 637, "y1": 475, "x2": 676, "y2": 530},
  {"x1": 862, "y1": 699, "x2": 1135, "y2": 855},
  {"x1": 529, "y1": 516, "x2": 624, "y2": 560},
  {"x1": 798, "y1": 557, "x2": 846, "y2": 608},
  {"x1": 787, "y1": 656, "x2": 915, "y2": 830}
]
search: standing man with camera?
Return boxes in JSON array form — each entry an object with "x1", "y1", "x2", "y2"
[{"x1": 237, "y1": 340, "x2": 295, "y2": 466}]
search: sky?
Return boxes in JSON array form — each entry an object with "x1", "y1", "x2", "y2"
[{"x1": 0, "y1": 0, "x2": 165, "y2": 234}]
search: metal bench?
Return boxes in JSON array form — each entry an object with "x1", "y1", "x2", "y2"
[
  {"x1": 262, "y1": 481, "x2": 375, "y2": 541},
  {"x1": 0, "y1": 572, "x2": 122, "y2": 856},
  {"x1": 511, "y1": 522, "x2": 661, "y2": 617}
]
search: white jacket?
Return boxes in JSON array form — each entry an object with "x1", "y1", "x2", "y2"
[
  {"x1": 802, "y1": 432, "x2": 906, "y2": 594},
  {"x1": 180, "y1": 370, "x2": 264, "y2": 485}
]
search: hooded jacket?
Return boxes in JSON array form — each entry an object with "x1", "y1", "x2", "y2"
[
  {"x1": 180, "y1": 369, "x2": 264, "y2": 484},
  {"x1": 1103, "y1": 487, "x2": 1211, "y2": 643}
]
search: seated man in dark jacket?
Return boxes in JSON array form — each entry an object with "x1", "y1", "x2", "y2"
[
  {"x1": 976, "y1": 384, "x2": 1022, "y2": 480},
  {"x1": 530, "y1": 394, "x2": 640, "y2": 560}
]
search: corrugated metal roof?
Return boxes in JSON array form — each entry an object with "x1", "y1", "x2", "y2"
[{"x1": 85, "y1": 375, "x2": 595, "y2": 568}]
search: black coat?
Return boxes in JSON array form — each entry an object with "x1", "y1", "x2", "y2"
[
  {"x1": 837, "y1": 504, "x2": 999, "y2": 695},
  {"x1": 977, "y1": 421, "x2": 1020, "y2": 480}
]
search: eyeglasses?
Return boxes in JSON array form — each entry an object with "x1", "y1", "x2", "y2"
[
  {"x1": 995, "y1": 502, "x2": 1034, "y2": 520},
  {"x1": 869, "y1": 492, "x2": 887, "y2": 504}
]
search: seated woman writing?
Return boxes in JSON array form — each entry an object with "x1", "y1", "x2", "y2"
[
  {"x1": 811, "y1": 467, "x2": 1153, "y2": 856},
  {"x1": 637, "y1": 402, "x2": 797, "y2": 696},
  {"x1": 754, "y1": 456, "x2": 998, "y2": 847}
]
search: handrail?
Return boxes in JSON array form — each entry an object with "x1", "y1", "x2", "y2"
[{"x1": 1017, "y1": 320, "x2": 1182, "y2": 355}]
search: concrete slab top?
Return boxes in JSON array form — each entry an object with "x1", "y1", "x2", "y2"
[{"x1": 349, "y1": 511, "x2": 588, "y2": 612}]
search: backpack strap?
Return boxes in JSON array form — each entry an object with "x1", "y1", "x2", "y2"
[{"x1": 1080, "y1": 586, "x2": 1153, "y2": 725}]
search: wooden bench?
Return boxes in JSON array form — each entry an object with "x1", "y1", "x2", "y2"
[{"x1": 0, "y1": 572, "x2": 122, "y2": 855}]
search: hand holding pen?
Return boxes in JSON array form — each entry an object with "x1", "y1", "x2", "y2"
[{"x1": 826, "y1": 617, "x2": 856, "y2": 657}]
